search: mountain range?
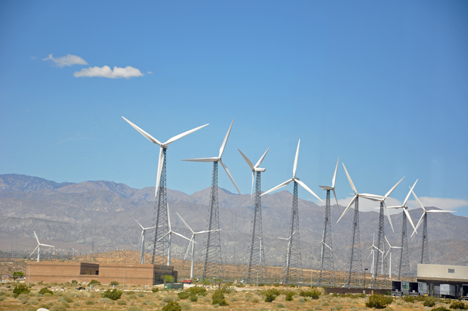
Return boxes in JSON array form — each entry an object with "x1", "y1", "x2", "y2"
[{"x1": 1, "y1": 173, "x2": 467, "y2": 275}]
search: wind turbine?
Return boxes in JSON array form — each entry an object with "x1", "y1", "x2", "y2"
[
  {"x1": 368, "y1": 175, "x2": 405, "y2": 287},
  {"x1": 238, "y1": 148, "x2": 269, "y2": 283},
  {"x1": 122, "y1": 116, "x2": 208, "y2": 265},
  {"x1": 411, "y1": 190, "x2": 455, "y2": 264},
  {"x1": 384, "y1": 237, "x2": 401, "y2": 279},
  {"x1": 261, "y1": 140, "x2": 322, "y2": 284},
  {"x1": 177, "y1": 212, "x2": 219, "y2": 279},
  {"x1": 317, "y1": 158, "x2": 340, "y2": 286},
  {"x1": 131, "y1": 216, "x2": 155, "y2": 264},
  {"x1": 366, "y1": 234, "x2": 383, "y2": 278},
  {"x1": 183, "y1": 118, "x2": 240, "y2": 280},
  {"x1": 29, "y1": 232, "x2": 54, "y2": 262},
  {"x1": 338, "y1": 163, "x2": 386, "y2": 287},
  {"x1": 277, "y1": 231, "x2": 296, "y2": 279},
  {"x1": 387, "y1": 180, "x2": 418, "y2": 280}
]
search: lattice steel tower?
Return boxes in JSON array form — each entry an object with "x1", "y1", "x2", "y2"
[
  {"x1": 239, "y1": 148, "x2": 269, "y2": 284},
  {"x1": 282, "y1": 182, "x2": 303, "y2": 284},
  {"x1": 261, "y1": 140, "x2": 322, "y2": 285},
  {"x1": 183, "y1": 119, "x2": 241, "y2": 281},
  {"x1": 420, "y1": 213, "x2": 429, "y2": 264},
  {"x1": 371, "y1": 202, "x2": 388, "y2": 288},
  {"x1": 346, "y1": 198, "x2": 363, "y2": 287},
  {"x1": 122, "y1": 116, "x2": 208, "y2": 265}
]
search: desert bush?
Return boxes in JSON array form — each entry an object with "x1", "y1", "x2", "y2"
[
  {"x1": 84, "y1": 299, "x2": 95, "y2": 305},
  {"x1": 431, "y1": 307, "x2": 450, "y2": 311},
  {"x1": 250, "y1": 296, "x2": 260, "y2": 303},
  {"x1": 450, "y1": 301, "x2": 466, "y2": 310},
  {"x1": 58, "y1": 295, "x2": 73, "y2": 303},
  {"x1": 30, "y1": 298, "x2": 39, "y2": 305},
  {"x1": 322, "y1": 302, "x2": 330, "y2": 306},
  {"x1": 186, "y1": 286, "x2": 207, "y2": 296},
  {"x1": 383, "y1": 308, "x2": 393, "y2": 311},
  {"x1": 99, "y1": 297, "x2": 114, "y2": 304},
  {"x1": 298, "y1": 297, "x2": 305, "y2": 303},
  {"x1": 403, "y1": 296, "x2": 416, "y2": 303},
  {"x1": 300, "y1": 289, "x2": 321, "y2": 299},
  {"x1": 117, "y1": 299, "x2": 127, "y2": 305},
  {"x1": 424, "y1": 297, "x2": 437, "y2": 307},
  {"x1": 51, "y1": 305, "x2": 67, "y2": 311},
  {"x1": 180, "y1": 302, "x2": 191, "y2": 310},
  {"x1": 13, "y1": 284, "x2": 30, "y2": 298},
  {"x1": 101, "y1": 288, "x2": 123, "y2": 300},
  {"x1": 39, "y1": 287, "x2": 53, "y2": 295},
  {"x1": 336, "y1": 304, "x2": 343, "y2": 310},
  {"x1": 128, "y1": 293, "x2": 137, "y2": 299},
  {"x1": 178, "y1": 291, "x2": 190, "y2": 299},
  {"x1": 190, "y1": 294, "x2": 198, "y2": 302},
  {"x1": 212, "y1": 289, "x2": 228, "y2": 306},
  {"x1": 127, "y1": 307, "x2": 144, "y2": 311},
  {"x1": 162, "y1": 300, "x2": 182, "y2": 311},
  {"x1": 163, "y1": 296, "x2": 174, "y2": 302},
  {"x1": 152, "y1": 287, "x2": 159, "y2": 293},
  {"x1": 277, "y1": 303, "x2": 286, "y2": 308},
  {"x1": 265, "y1": 291, "x2": 277, "y2": 302},
  {"x1": 286, "y1": 291, "x2": 295, "y2": 301},
  {"x1": 137, "y1": 293, "x2": 144, "y2": 297},
  {"x1": 365, "y1": 294, "x2": 393, "y2": 309},
  {"x1": 89, "y1": 279, "x2": 101, "y2": 285},
  {"x1": 316, "y1": 307, "x2": 323, "y2": 310}
]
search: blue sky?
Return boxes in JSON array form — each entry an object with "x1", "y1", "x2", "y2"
[{"x1": 1, "y1": 1, "x2": 468, "y2": 216}]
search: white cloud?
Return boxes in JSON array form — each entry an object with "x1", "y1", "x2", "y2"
[
  {"x1": 73, "y1": 66, "x2": 143, "y2": 79},
  {"x1": 147, "y1": 71, "x2": 153, "y2": 74},
  {"x1": 43, "y1": 54, "x2": 88, "y2": 67}
]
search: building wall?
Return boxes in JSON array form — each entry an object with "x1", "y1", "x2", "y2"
[
  {"x1": 418, "y1": 264, "x2": 468, "y2": 283},
  {"x1": 26, "y1": 261, "x2": 178, "y2": 286}
]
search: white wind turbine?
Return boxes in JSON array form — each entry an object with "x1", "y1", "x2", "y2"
[
  {"x1": 261, "y1": 140, "x2": 322, "y2": 201},
  {"x1": 366, "y1": 234, "x2": 383, "y2": 278},
  {"x1": 131, "y1": 216, "x2": 155, "y2": 264},
  {"x1": 122, "y1": 116, "x2": 209, "y2": 198},
  {"x1": 176, "y1": 212, "x2": 220, "y2": 279},
  {"x1": 157, "y1": 203, "x2": 192, "y2": 266},
  {"x1": 277, "y1": 231, "x2": 296, "y2": 270},
  {"x1": 29, "y1": 231, "x2": 55, "y2": 262},
  {"x1": 411, "y1": 189, "x2": 455, "y2": 264},
  {"x1": 384, "y1": 236, "x2": 401, "y2": 279},
  {"x1": 238, "y1": 148, "x2": 269, "y2": 195}
]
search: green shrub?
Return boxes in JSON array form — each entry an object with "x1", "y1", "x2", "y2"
[
  {"x1": 180, "y1": 302, "x2": 191, "y2": 310},
  {"x1": 163, "y1": 296, "x2": 174, "y2": 302},
  {"x1": 58, "y1": 295, "x2": 73, "y2": 303},
  {"x1": 322, "y1": 302, "x2": 330, "y2": 306},
  {"x1": 212, "y1": 289, "x2": 228, "y2": 306},
  {"x1": 190, "y1": 294, "x2": 198, "y2": 302},
  {"x1": 71, "y1": 280, "x2": 78, "y2": 285},
  {"x1": 89, "y1": 279, "x2": 101, "y2": 285},
  {"x1": 127, "y1": 307, "x2": 144, "y2": 311},
  {"x1": 424, "y1": 297, "x2": 437, "y2": 307},
  {"x1": 300, "y1": 289, "x2": 321, "y2": 299},
  {"x1": 265, "y1": 291, "x2": 277, "y2": 302},
  {"x1": 152, "y1": 287, "x2": 159, "y2": 293},
  {"x1": 164, "y1": 275, "x2": 175, "y2": 283},
  {"x1": 99, "y1": 297, "x2": 114, "y2": 304},
  {"x1": 186, "y1": 286, "x2": 207, "y2": 296},
  {"x1": 101, "y1": 289, "x2": 123, "y2": 300},
  {"x1": 13, "y1": 284, "x2": 30, "y2": 298},
  {"x1": 402, "y1": 296, "x2": 416, "y2": 303},
  {"x1": 250, "y1": 296, "x2": 260, "y2": 303},
  {"x1": 450, "y1": 301, "x2": 466, "y2": 310},
  {"x1": 286, "y1": 291, "x2": 295, "y2": 301},
  {"x1": 162, "y1": 300, "x2": 182, "y2": 311},
  {"x1": 137, "y1": 293, "x2": 144, "y2": 297},
  {"x1": 117, "y1": 299, "x2": 127, "y2": 305},
  {"x1": 431, "y1": 307, "x2": 450, "y2": 311},
  {"x1": 382, "y1": 308, "x2": 393, "y2": 311},
  {"x1": 178, "y1": 291, "x2": 190, "y2": 299},
  {"x1": 51, "y1": 305, "x2": 67, "y2": 311},
  {"x1": 39, "y1": 287, "x2": 54, "y2": 295},
  {"x1": 365, "y1": 294, "x2": 393, "y2": 309},
  {"x1": 85, "y1": 300, "x2": 95, "y2": 305},
  {"x1": 277, "y1": 303, "x2": 286, "y2": 308}
]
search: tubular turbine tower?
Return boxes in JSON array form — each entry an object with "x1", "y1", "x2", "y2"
[
  {"x1": 238, "y1": 148, "x2": 269, "y2": 284},
  {"x1": 317, "y1": 158, "x2": 340, "y2": 286},
  {"x1": 122, "y1": 117, "x2": 208, "y2": 265},
  {"x1": 183, "y1": 119, "x2": 241, "y2": 280},
  {"x1": 261, "y1": 140, "x2": 322, "y2": 285}
]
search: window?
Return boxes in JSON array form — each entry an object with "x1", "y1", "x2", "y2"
[{"x1": 448, "y1": 269, "x2": 455, "y2": 273}]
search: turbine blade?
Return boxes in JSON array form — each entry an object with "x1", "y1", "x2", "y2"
[
  {"x1": 403, "y1": 179, "x2": 418, "y2": 206},
  {"x1": 155, "y1": 147, "x2": 165, "y2": 197},
  {"x1": 261, "y1": 178, "x2": 293, "y2": 196},
  {"x1": 295, "y1": 179, "x2": 322, "y2": 202},
  {"x1": 251, "y1": 171, "x2": 255, "y2": 196},
  {"x1": 29, "y1": 246, "x2": 39, "y2": 258},
  {"x1": 167, "y1": 203, "x2": 171, "y2": 231},
  {"x1": 34, "y1": 231, "x2": 40, "y2": 244},
  {"x1": 337, "y1": 194, "x2": 357, "y2": 223},
  {"x1": 184, "y1": 240, "x2": 192, "y2": 260},
  {"x1": 122, "y1": 116, "x2": 162, "y2": 145},
  {"x1": 411, "y1": 189, "x2": 426, "y2": 211},
  {"x1": 412, "y1": 212, "x2": 425, "y2": 237},
  {"x1": 404, "y1": 208, "x2": 416, "y2": 231},
  {"x1": 195, "y1": 229, "x2": 221, "y2": 234},
  {"x1": 384, "y1": 176, "x2": 405, "y2": 199},
  {"x1": 254, "y1": 147, "x2": 270, "y2": 168},
  {"x1": 293, "y1": 139, "x2": 300, "y2": 179},
  {"x1": 219, "y1": 118, "x2": 234, "y2": 158},
  {"x1": 385, "y1": 203, "x2": 394, "y2": 233},
  {"x1": 332, "y1": 188, "x2": 341, "y2": 215},
  {"x1": 385, "y1": 236, "x2": 391, "y2": 248},
  {"x1": 40, "y1": 244, "x2": 54, "y2": 248},
  {"x1": 182, "y1": 157, "x2": 219, "y2": 162},
  {"x1": 177, "y1": 213, "x2": 194, "y2": 234},
  {"x1": 427, "y1": 210, "x2": 456, "y2": 213},
  {"x1": 219, "y1": 160, "x2": 241, "y2": 194},
  {"x1": 342, "y1": 163, "x2": 357, "y2": 194},
  {"x1": 131, "y1": 215, "x2": 144, "y2": 230},
  {"x1": 331, "y1": 157, "x2": 339, "y2": 188},
  {"x1": 238, "y1": 149, "x2": 254, "y2": 170},
  {"x1": 172, "y1": 231, "x2": 192, "y2": 242},
  {"x1": 164, "y1": 123, "x2": 209, "y2": 145}
]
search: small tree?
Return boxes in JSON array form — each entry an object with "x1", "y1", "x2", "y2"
[
  {"x1": 162, "y1": 301, "x2": 182, "y2": 311},
  {"x1": 39, "y1": 287, "x2": 54, "y2": 295},
  {"x1": 164, "y1": 275, "x2": 175, "y2": 283},
  {"x1": 101, "y1": 289, "x2": 123, "y2": 300},
  {"x1": 13, "y1": 284, "x2": 30, "y2": 298},
  {"x1": 12, "y1": 271, "x2": 24, "y2": 281},
  {"x1": 110, "y1": 281, "x2": 119, "y2": 286}
]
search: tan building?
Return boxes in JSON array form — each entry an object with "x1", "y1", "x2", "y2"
[{"x1": 26, "y1": 261, "x2": 178, "y2": 286}]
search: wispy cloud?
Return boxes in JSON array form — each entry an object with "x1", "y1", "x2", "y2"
[
  {"x1": 73, "y1": 66, "x2": 143, "y2": 79},
  {"x1": 43, "y1": 54, "x2": 88, "y2": 67}
]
